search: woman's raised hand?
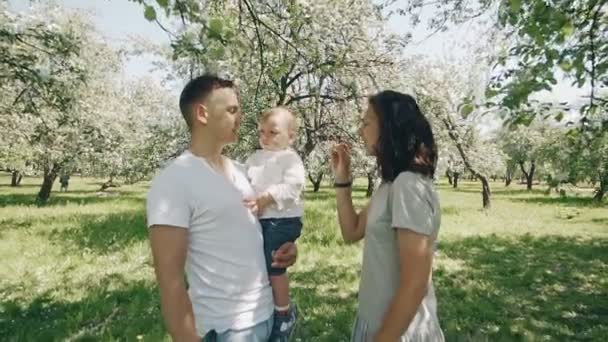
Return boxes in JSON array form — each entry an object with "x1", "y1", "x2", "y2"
[{"x1": 331, "y1": 143, "x2": 352, "y2": 183}]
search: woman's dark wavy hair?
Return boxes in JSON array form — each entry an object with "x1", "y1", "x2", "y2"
[{"x1": 369, "y1": 90, "x2": 438, "y2": 182}]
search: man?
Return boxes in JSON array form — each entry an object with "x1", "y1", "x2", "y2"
[
  {"x1": 59, "y1": 174, "x2": 70, "y2": 192},
  {"x1": 146, "y1": 75, "x2": 298, "y2": 342}
]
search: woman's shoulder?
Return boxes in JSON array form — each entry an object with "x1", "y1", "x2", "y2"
[
  {"x1": 392, "y1": 171, "x2": 436, "y2": 198},
  {"x1": 394, "y1": 170, "x2": 432, "y2": 185}
]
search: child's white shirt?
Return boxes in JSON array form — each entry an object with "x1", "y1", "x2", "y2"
[{"x1": 245, "y1": 148, "x2": 305, "y2": 219}]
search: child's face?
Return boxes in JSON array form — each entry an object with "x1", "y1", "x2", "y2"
[{"x1": 259, "y1": 112, "x2": 294, "y2": 151}]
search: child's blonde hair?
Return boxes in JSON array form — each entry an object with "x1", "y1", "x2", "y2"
[{"x1": 260, "y1": 106, "x2": 298, "y2": 135}]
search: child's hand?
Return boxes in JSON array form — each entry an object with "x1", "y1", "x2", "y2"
[
  {"x1": 243, "y1": 198, "x2": 259, "y2": 216},
  {"x1": 256, "y1": 192, "x2": 275, "y2": 216}
]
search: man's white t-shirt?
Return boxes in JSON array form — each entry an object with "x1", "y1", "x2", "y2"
[{"x1": 146, "y1": 150, "x2": 273, "y2": 336}]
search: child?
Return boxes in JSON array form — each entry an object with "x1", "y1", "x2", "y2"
[{"x1": 245, "y1": 107, "x2": 305, "y2": 341}]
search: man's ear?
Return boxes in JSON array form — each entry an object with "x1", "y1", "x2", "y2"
[{"x1": 194, "y1": 103, "x2": 208, "y2": 126}]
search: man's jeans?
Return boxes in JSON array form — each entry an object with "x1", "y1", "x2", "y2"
[{"x1": 202, "y1": 315, "x2": 274, "y2": 342}]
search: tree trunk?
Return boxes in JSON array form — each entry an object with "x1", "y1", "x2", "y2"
[
  {"x1": 505, "y1": 169, "x2": 512, "y2": 187},
  {"x1": 366, "y1": 172, "x2": 375, "y2": 197},
  {"x1": 480, "y1": 175, "x2": 491, "y2": 209},
  {"x1": 100, "y1": 174, "x2": 118, "y2": 191},
  {"x1": 303, "y1": 132, "x2": 315, "y2": 157},
  {"x1": 309, "y1": 173, "x2": 323, "y2": 192},
  {"x1": 453, "y1": 172, "x2": 459, "y2": 188},
  {"x1": 37, "y1": 164, "x2": 60, "y2": 204},
  {"x1": 519, "y1": 161, "x2": 536, "y2": 191},
  {"x1": 446, "y1": 170, "x2": 453, "y2": 185},
  {"x1": 437, "y1": 111, "x2": 491, "y2": 208},
  {"x1": 11, "y1": 170, "x2": 21, "y2": 186},
  {"x1": 594, "y1": 175, "x2": 607, "y2": 202},
  {"x1": 529, "y1": 162, "x2": 536, "y2": 190}
]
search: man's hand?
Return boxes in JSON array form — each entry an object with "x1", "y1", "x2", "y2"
[{"x1": 271, "y1": 241, "x2": 297, "y2": 268}]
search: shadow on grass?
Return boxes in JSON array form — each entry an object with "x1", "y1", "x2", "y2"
[
  {"x1": 0, "y1": 192, "x2": 142, "y2": 208},
  {"x1": 304, "y1": 187, "x2": 368, "y2": 203},
  {"x1": 0, "y1": 278, "x2": 164, "y2": 341},
  {"x1": 0, "y1": 184, "x2": 41, "y2": 189},
  {"x1": 291, "y1": 265, "x2": 359, "y2": 341},
  {"x1": 3, "y1": 235, "x2": 606, "y2": 341},
  {"x1": 509, "y1": 196, "x2": 603, "y2": 207},
  {"x1": 591, "y1": 218, "x2": 608, "y2": 225},
  {"x1": 303, "y1": 190, "x2": 336, "y2": 202},
  {"x1": 436, "y1": 234, "x2": 608, "y2": 341},
  {"x1": 50, "y1": 211, "x2": 147, "y2": 254},
  {"x1": 1, "y1": 266, "x2": 358, "y2": 341},
  {"x1": 452, "y1": 187, "x2": 547, "y2": 197}
]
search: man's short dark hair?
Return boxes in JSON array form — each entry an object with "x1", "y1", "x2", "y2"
[{"x1": 179, "y1": 74, "x2": 234, "y2": 129}]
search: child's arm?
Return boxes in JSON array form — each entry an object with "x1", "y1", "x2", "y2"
[{"x1": 258, "y1": 152, "x2": 305, "y2": 212}]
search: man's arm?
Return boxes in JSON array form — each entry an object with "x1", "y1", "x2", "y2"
[
  {"x1": 149, "y1": 225, "x2": 199, "y2": 342},
  {"x1": 271, "y1": 241, "x2": 298, "y2": 268}
]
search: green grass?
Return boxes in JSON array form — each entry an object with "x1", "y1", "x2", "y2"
[{"x1": 1, "y1": 174, "x2": 606, "y2": 341}]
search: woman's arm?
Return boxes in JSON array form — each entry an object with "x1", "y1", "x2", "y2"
[
  {"x1": 374, "y1": 229, "x2": 434, "y2": 341},
  {"x1": 336, "y1": 188, "x2": 369, "y2": 243},
  {"x1": 331, "y1": 143, "x2": 368, "y2": 243}
]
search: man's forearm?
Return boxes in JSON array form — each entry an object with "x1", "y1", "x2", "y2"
[{"x1": 159, "y1": 282, "x2": 199, "y2": 342}]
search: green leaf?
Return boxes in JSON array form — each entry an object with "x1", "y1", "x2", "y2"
[
  {"x1": 144, "y1": 6, "x2": 156, "y2": 21},
  {"x1": 156, "y1": 0, "x2": 169, "y2": 8},
  {"x1": 554, "y1": 112, "x2": 564, "y2": 122},
  {"x1": 559, "y1": 61, "x2": 573, "y2": 72},
  {"x1": 208, "y1": 45, "x2": 225, "y2": 60},
  {"x1": 209, "y1": 17, "x2": 223, "y2": 34},
  {"x1": 509, "y1": 0, "x2": 521, "y2": 13},
  {"x1": 460, "y1": 103, "x2": 475, "y2": 118},
  {"x1": 485, "y1": 88, "x2": 499, "y2": 98},
  {"x1": 561, "y1": 21, "x2": 574, "y2": 37}
]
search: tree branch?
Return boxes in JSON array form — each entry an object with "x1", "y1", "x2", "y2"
[
  {"x1": 586, "y1": 2, "x2": 603, "y2": 111},
  {"x1": 285, "y1": 93, "x2": 363, "y2": 105},
  {"x1": 240, "y1": 0, "x2": 307, "y2": 60},
  {"x1": 241, "y1": 0, "x2": 266, "y2": 101}
]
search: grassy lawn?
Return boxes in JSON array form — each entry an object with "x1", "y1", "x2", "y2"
[{"x1": 1, "y1": 173, "x2": 606, "y2": 341}]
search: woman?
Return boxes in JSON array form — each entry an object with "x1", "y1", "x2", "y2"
[{"x1": 331, "y1": 90, "x2": 444, "y2": 341}]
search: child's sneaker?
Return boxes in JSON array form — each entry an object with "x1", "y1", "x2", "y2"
[{"x1": 270, "y1": 303, "x2": 298, "y2": 341}]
